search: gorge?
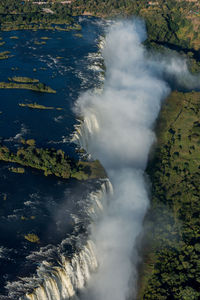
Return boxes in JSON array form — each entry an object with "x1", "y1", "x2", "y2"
[{"x1": 0, "y1": 15, "x2": 199, "y2": 300}]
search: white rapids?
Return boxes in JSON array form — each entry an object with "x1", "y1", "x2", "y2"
[
  {"x1": 21, "y1": 241, "x2": 97, "y2": 300},
  {"x1": 18, "y1": 179, "x2": 112, "y2": 300}
]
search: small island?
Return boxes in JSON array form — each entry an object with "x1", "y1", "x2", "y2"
[
  {"x1": 0, "y1": 77, "x2": 56, "y2": 93},
  {"x1": 19, "y1": 102, "x2": 63, "y2": 110},
  {"x1": 41, "y1": 37, "x2": 51, "y2": 40},
  {"x1": 74, "y1": 33, "x2": 83, "y2": 38},
  {"x1": 9, "y1": 166, "x2": 25, "y2": 174},
  {"x1": 34, "y1": 40, "x2": 46, "y2": 45},
  {"x1": 0, "y1": 51, "x2": 10, "y2": 60},
  {"x1": 0, "y1": 140, "x2": 106, "y2": 180},
  {"x1": 9, "y1": 36, "x2": 18, "y2": 39},
  {"x1": 9, "y1": 76, "x2": 39, "y2": 83},
  {"x1": 24, "y1": 233, "x2": 40, "y2": 243}
]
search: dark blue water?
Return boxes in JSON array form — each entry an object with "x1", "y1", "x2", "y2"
[
  {"x1": 0, "y1": 17, "x2": 106, "y2": 299},
  {"x1": 0, "y1": 17, "x2": 104, "y2": 151}
]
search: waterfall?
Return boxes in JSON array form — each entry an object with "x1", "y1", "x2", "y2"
[
  {"x1": 71, "y1": 113, "x2": 100, "y2": 154},
  {"x1": 10, "y1": 22, "x2": 114, "y2": 300},
  {"x1": 84, "y1": 179, "x2": 113, "y2": 219},
  {"x1": 21, "y1": 241, "x2": 97, "y2": 300},
  {"x1": 21, "y1": 19, "x2": 200, "y2": 300},
  {"x1": 5, "y1": 179, "x2": 112, "y2": 300},
  {"x1": 71, "y1": 19, "x2": 173, "y2": 300}
]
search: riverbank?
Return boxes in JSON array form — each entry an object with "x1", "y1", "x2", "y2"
[
  {"x1": 138, "y1": 90, "x2": 200, "y2": 299},
  {"x1": 0, "y1": 1, "x2": 199, "y2": 74},
  {"x1": 0, "y1": 1, "x2": 199, "y2": 51}
]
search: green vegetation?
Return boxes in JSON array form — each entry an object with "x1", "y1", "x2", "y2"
[
  {"x1": 9, "y1": 36, "x2": 18, "y2": 39},
  {"x1": 138, "y1": 91, "x2": 200, "y2": 299},
  {"x1": 21, "y1": 215, "x2": 35, "y2": 221},
  {"x1": 0, "y1": 141, "x2": 106, "y2": 180},
  {"x1": 139, "y1": 0, "x2": 200, "y2": 52},
  {"x1": 0, "y1": 1, "x2": 199, "y2": 295},
  {"x1": 41, "y1": 37, "x2": 51, "y2": 40},
  {"x1": 0, "y1": 51, "x2": 10, "y2": 60},
  {"x1": 19, "y1": 102, "x2": 63, "y2": 110},
  {"x1": 34, "y1": 40, "x2": 46, "y2": 45},
  {"x1": 34, "y1": 36, "x2": 51, "y2": 43},
  {"x1": 24, "y1": 233, "x2": 40, "y2": 243},
  {"x1": 0, "y1": 0, "x2": 198, "y2": 68},
  {"x1": 9, "y1": 167, "x2": 25, "y2": 174},
  {"x1": 0, "y1": 0, "x2": 80, "y2": 32},
  {"x1": 74, "y1": 33, "x2": 83, "y2": 38},
  {"x1": 69, "y1": 0, "x2": 200, "y2": 50},
  {"x1": 21, "y1": 138, "x2": 36, "y2": 147},
  {"x1": 0, "y1": 79, "x2": 56, "y2": 93},
  {"x1": 0, "y1": 1, "x2": 198, "y2": 70},
  {"x1": 9, "y1": 76, "x2": 39, "y2": 83}
]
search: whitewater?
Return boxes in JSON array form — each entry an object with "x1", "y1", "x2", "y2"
[
  {"x1": 72, "y1": 19, "x2": 169, "y2": 300},
  {"x1": 74, "y1": 19, "x2": 199, "y2": 300},
  {"x1": 15, "y1": 18, "x2": 200, "y2": 300}
]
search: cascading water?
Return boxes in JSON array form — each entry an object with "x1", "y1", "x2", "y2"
[
  {"x1": 73, "y1": 18, "x2": 200, "y2": 300},
  {"x1": 21, "y1": 241, "x2": 97, "y2": 300},
  {"x1": 72, "y1": 114, "x2": 100, "y2": 153},
  {"x1": 4, "y1": 17, "x2": 198, "y2": 300},
  {"x1": 5, "y1": 179, "x2": 112, "y2": 300},
  {"x1": 72, "y1": 19, "x2": 170, "y2": 300}
]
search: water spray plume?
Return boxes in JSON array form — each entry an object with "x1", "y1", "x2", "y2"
[
  {"x1": 74, "y1": 19, "x2": 170, "y2": 300},
  {"x1": 16, "y1": 18, "x2": 199, "y2": 300}
]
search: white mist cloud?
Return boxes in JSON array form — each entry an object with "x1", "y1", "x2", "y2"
[
  {"x1": 76, "y1": 21, "x2": 169, "y2": 170},
  {"x1": 74, "y1": 19, "x2": 199, "y2": 300},
  {"x1": 147, "y1": 53, "x2": 200, "y2": 90}
]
